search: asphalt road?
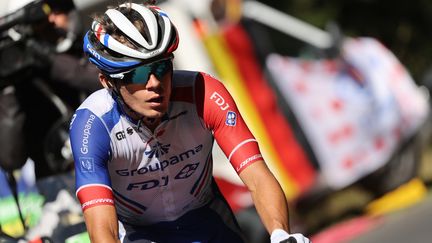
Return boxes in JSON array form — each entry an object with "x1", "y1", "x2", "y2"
[{"x1": 349, "y1": 190, "x2": 432, "y2": 243}]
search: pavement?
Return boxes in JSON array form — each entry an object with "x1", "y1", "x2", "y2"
[
  {"x1": 350, "y1": 192, "x2": 432, "y2": 243},
  {"x1": 309, "y1": 178, "x2": 432, "y2": 243}
]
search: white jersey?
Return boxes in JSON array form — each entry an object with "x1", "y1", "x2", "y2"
[{"x1": 69, "y1": 71, "x2": 262, "y2": 225}]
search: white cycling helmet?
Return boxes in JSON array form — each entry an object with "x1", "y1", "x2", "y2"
[{"x1": 83, "y1": 2, "x2": 179, "y2": 74}]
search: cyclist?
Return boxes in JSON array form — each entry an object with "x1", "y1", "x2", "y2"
[{"x1": 69, "y1": 1, "x2": 311, "y2": 242}]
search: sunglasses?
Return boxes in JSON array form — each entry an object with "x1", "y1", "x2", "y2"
[{"x1": 109, "y1": 59, "x2": 173, "y2": 84}]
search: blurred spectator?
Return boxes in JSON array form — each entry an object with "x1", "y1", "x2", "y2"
[{"x1": 0, "y1": 0, "x2": 100, "y2": 178}]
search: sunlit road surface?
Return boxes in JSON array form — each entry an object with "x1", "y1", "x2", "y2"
[
  {"x1": 349, "y1": 190, "x2": 432, "y2": 243},
  {"x1": 310, "y1": 186, "x2": 432, "y2": 243}
]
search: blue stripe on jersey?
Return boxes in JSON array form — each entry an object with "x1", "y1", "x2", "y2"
[{"x1": 70, "y1": 109, "x2": 112, "y2": 190}]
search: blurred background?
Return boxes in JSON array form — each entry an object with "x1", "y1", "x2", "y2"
[
  {"x1": 1, "y1": 0, "x2": 432, "y2": 242},
  {"x1": 248, "y1": 0, "x2": 432, "y2": 83}
]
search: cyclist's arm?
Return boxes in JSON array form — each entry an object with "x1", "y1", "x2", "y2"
[
  {"x1": 238, "y1": 160, "x2": 290, "y2": 233},
  {"x1": 83, "y1": 205, "x2": 120, "y2": 243},
  {"x1": 70, "y1": 108, "x2": 118, "y2": 241},
  {"x1": 196, "y1": 73, "x2": 290, "y2": 233}
]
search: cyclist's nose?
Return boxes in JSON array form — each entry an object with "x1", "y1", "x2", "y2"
[{"x1": 146, "y1": 74, "x2": 162, "y2": 89}]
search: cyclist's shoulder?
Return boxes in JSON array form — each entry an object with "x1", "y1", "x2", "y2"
[
  {"x1": 173, "y1": 70, "x2": 226, "y2": 93},
  {"x1": 70, "y1": 89, "x2": 119, "y2": 130},
  {"x1": 76, "y1": 89, "x2": 115, "y2": 114},
  {"x1": 172, "y1": 70, "x2": 199, "y2": 88}
]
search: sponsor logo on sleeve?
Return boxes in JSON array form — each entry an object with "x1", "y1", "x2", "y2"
[
  {"x1": 81, "y1": 114, "x2": 96, "y2": 154},
  {"x1": 226, "y1": 111, "x2": 237, "y2": 126},
  {"x1": 82, "y1": 198, "x2": 114, "y2": 210},
  {"x1": 236, "y1": 154, "x2": 263, "y2": 172},
  {"x1": 80, "y1": 157, "x2": 95, "y2": 172},
  {"x1": 210, "y1": 92, "x2": 230, "y2": 111}
]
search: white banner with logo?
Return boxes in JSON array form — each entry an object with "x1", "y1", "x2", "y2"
[{"x1": 266, "y1": 37, "x2": 429, "y2": 189}]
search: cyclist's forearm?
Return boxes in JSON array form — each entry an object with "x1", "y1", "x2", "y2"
[
  {"x1": 83, "y1": 205, "x2": 120, "y2": 243},
  {"x1": 239, "y1": 161, "x2": 290, "y2": 233},
  {"x1": 87, "y1": 227, "x2": 120, "y2": 243},
  {"x1": 251, "y1": 175, "x2": 290, "y2": 233}
]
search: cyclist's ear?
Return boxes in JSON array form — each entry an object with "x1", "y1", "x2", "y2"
[{"x1": 99, "y1": 73, "x2": 113, "y2": 89}]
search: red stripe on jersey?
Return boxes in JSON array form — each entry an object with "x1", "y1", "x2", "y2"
[
  {"x1": 113, "y1": 194, "x2": 143, "y2": 214},
  {"x1": 77, "y1": 185, "x2": 114, "y2": 211}
]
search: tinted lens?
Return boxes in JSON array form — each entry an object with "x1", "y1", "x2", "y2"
[
  {"x1": 128, "y1": 59, "x2": 172, "y2": 84},
  {"x1": 130, "y1": 65, "x2": 152, "y2": 84}
]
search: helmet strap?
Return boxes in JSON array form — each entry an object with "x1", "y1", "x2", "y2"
[{"x1": 109, "y1": 80, "x2": 144, "y2": 122}]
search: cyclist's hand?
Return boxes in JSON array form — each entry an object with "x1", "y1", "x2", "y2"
[{"x1": 270, "y1": 229, "x2": 311, "y2": 243}]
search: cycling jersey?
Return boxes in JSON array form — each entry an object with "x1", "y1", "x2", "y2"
[{"x1": 69, "y1": 71, "x2": 262, "y2": 228}]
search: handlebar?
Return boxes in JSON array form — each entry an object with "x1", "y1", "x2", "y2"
[{"x1": 280, "y1": 237, "x2": 297, "y2": 243}]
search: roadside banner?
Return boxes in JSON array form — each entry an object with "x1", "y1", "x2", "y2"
[{"x1": 267, "y1": 38, "x2": 429, "y2": 189}]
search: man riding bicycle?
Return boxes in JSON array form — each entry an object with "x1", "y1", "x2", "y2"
[{"x1": 69, "y1": 1, "x2": 311, "y2": 242}]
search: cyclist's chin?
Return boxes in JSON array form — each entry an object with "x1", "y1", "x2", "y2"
[{"x1": 134, "y1": 106, "x2": 167, "y2": 119}]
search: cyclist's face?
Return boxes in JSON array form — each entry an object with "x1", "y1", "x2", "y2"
[{"x1": 119, "y1": 70, "x2": 172, "y2": 119}]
